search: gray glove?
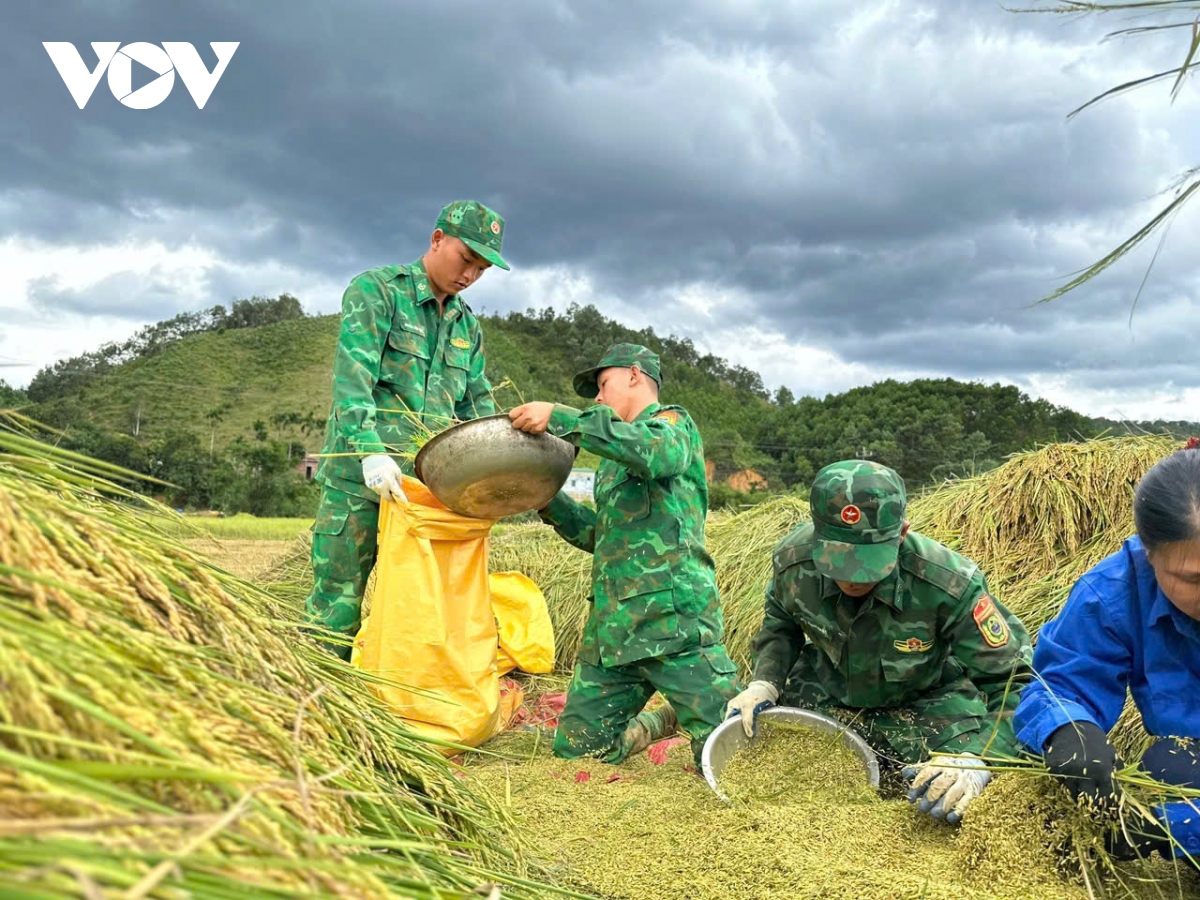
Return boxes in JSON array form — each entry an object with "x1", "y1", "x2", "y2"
[
  {"x1": 904, "y1": 754, "x2": 991, "y2": 825},
  {"x1": 724, "y1": 681, "x2": 779, "y2": 738},
  {"x1": 361, "y1": 454, "x2": 407, "y2": 503}
]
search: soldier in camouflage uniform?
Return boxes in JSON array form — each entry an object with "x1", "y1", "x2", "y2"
[
  {"x1": 508, "y1": 344, "x2": 742, "y2": 768},
  {"x1": 727, "y1": 460, "x2": 1033, "y2": 824},
  {"x1": 307, "y1": 200, "x2": 508, "y2": 659}
]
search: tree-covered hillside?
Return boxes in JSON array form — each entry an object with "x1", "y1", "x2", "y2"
[{"x1": 16, "y1": 298, "x2": 1195, "y2": 514}]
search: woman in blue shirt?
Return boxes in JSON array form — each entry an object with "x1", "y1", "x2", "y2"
[{"x1": 1013, "y1": 441, "x2": 1200, "y2": 862}]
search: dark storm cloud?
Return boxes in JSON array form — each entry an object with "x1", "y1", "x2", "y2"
[{"x1": 1, "y1": 0, "x2": 1197, "y2": 401}]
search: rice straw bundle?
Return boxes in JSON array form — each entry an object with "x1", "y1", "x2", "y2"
[
  {"x1": 907, "y1": 435, "x2": 1178, "y2": 637},
  {"x1": 906, "y1": 436, "x2": 1180, "y2": 757},
  {"x1": 0, "y1": 418, "x2": 573, "y2": 899},
  {"x1": 703, "y1": 496, "x2": 809, "y2": 672}
]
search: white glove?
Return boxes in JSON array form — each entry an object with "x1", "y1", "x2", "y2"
[
  {"x1": 361, "y1": 454, "x2": 407, "y2": 503},
  {"x1": 724, "y1": 681, "x2": 779, "y2": 738},
  {"x1": 904, "y1": 754, "x2": 991, "y2": 824}
]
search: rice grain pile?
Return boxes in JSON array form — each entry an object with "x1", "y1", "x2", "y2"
[
  {"x1": 719, "y1": 724, "x2": 874, "y2": 805},
  {"x1": 468, "y1": 737, "x2": 1190, "y2": 900}
]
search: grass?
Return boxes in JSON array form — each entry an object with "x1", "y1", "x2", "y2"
[{"x1": 183, "y1": 514, "x2": 314, "y2": 541}]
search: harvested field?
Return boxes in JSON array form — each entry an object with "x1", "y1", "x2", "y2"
[
  {"x1": 190, "y1": 514, "x2": 313, "y2": 541},
  {"x1": 183, "y1": 537, "x2": 295, "y2": 581}
]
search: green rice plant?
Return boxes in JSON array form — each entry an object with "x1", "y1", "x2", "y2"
[{"x1": 0, "y1": 415, "x2": 577, "y2": 899}]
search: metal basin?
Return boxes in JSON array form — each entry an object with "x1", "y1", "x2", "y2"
[
  {"x1": 701, "y1": 706, "x2": 880, "y2": 803},
  {"x1": 414, "y1": 414, "x2": 576, "y2": 519}
]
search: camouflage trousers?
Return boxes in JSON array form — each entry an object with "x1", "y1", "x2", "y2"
[
  {"x1": 305, "y1": 484, "x2": 380, "y2": 660},
  {"x1": 553, "y1": 644, "x2": 743, "y2": 769},
  {"x1": 781, "y1": 663, "x2": 1016, "y2": 766}
]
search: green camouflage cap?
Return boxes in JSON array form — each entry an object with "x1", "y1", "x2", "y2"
[
  {"x1": 435, "y1": 200, "x2": 510, "y2": 270},
  {"x1": 810, "y1": 460, "x2": 907, "y2": 584},
  {"x1": 572, "y1": 343, "x2": 663, "y2": 398}
]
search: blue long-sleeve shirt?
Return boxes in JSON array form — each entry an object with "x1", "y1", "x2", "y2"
[
  {"x1": 1014, "y1": 536, "x2": 1200, "y2": 751},
  {"x1": 1014, "y1": 536, "x2": 1200, "y2": 856}
]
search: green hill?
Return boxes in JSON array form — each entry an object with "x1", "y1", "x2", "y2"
[
  {"x1": 21, "y1": 302, "x2": 1198, "y2": 516},
  {"x1": 26, "y1": 308, "x2": 775, "y2": 462},
  {"x1": 32, "y1": 315, "x2": 340, "y2": 447}
]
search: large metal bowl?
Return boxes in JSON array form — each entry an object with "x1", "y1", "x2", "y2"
[
  {"x1": 701, "y1": 706, "x2": 880, "y2": 803},
  {"x1": 414, "y1": 414, "x2": 576, "y2": 519}
]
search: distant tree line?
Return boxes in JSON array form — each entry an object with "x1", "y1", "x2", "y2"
[
  {"x1": 0, "y1": 380, "x2": 26, "y2": 407},
  {"x1": 483, "y1": 304, "x2": 1164, "y2": 501},
  {"x1": 60, "y1": 418, "x2": 319, "y2": 517},
  {"x1": 492, "y1": 305, "x2": 771, "y2": 401},
  {"x1": 757, "y1": 377, "x2": 1098, "y2": 488},
  {"x1": 26, "y1": 294, "x2": 305, "y2": 403}
]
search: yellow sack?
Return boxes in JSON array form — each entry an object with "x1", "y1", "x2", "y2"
[
  {"x1": 491, "y1": 571, "x2": 555, "y2": 676},
  {"x1": 352, "y1": 476, "x2": 553, "y2": 752}
]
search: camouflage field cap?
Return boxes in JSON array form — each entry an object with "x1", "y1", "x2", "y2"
[
  {"x1": 572, "y1": 343, "x2": 663, "y2": 398},
  {"x1": 435, "y1": 200, "x2": 510, "y2": 270},
  {"x1": 810, "y1": 460, "x2": 907, "y2": 584}
]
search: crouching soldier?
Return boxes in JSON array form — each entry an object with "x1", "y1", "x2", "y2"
[{"x1": 727, "y1": 460, "x2": 1033, "y2": 823}]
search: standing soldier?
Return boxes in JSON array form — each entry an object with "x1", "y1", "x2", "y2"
[
  {"x1": 726, "y1": 460, "x2": 1033, "y2": 824},
  {"x1": 508, "y1": 343, "x2": 742, "y2": 768},
  {"x1": 307, "y1": 201, "x2": 508, "y2": 659}
]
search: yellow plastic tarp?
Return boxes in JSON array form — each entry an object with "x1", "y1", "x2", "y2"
[{"x1": 351, "y1": 476, "x2": 555, "y2": 751}]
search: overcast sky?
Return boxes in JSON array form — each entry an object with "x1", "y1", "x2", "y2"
[{"x1": 2, "y1": 0, "x2": 1199, "y2": 420}]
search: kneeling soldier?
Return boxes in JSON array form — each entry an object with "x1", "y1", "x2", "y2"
[{"x1": 509, "y1": 343, "x2": 741, "y2": 768}]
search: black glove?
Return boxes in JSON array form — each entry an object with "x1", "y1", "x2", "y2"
[
  {"x1": 1104, "y1": 812, "x2": 1174, "y2": 861},
  {"x1": 1044, "y1": 721, "x2": 1119, "y2": 807}
]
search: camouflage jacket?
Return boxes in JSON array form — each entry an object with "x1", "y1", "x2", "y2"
[
  {"x1": 539, "y1": 402, "x2": 724, "y2": 668},
  {"x1": 751, "y1": 525, "x2": 1033, "y2": 756},
  {"x1": 314, "y1": 260, "x2": 495, "y2": 500}
]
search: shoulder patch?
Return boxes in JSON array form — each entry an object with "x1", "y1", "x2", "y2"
[
  {"x1": 972, "y1": 594, "x2": 1010, "y2": 648},
  {"x1": 652, "y1": 410, "x2": 680, "y2": 425}
]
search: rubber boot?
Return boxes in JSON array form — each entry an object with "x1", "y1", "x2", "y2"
[{"x1": 621, "y1": 704, "x2": 679, "y2": 758}]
